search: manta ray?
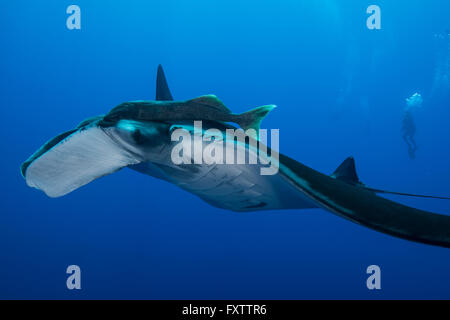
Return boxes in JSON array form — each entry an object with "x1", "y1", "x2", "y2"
[{"x1": 21, "y1": 65, "x2": 450, "y2": 248}]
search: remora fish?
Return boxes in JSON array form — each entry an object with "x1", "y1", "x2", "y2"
[{"x1": 21, "y1": 65, "x2": 450, "y2": 248}]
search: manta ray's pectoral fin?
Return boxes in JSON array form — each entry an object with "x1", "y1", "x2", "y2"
[
  {"x1": 22, "y1": 122, "x2": 141, "y2": 198},
  {"x1": 279, "y1": 154, "x2": 450, "y2": 248},
  {"x1": 156, "y1": 64, "x2": 173, "y2": 101}
]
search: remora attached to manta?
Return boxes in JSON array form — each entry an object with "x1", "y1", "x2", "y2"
[{"x1": 21, "y1": 65, "x2": 450, "y2": 248}]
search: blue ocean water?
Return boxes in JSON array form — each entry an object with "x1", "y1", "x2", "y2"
[{"x1": 1, "y1": 0, "x2": 450, "y2": 299}]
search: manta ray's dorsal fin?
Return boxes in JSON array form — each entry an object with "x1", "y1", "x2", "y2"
[
  {"x1": 156, "y1": 64, "x2": 173, "y2": 101},
  {"x1": 331, "y1": 156, "x2": 363, "y2": 185},
  {"x1": 187, "y1": 95, "x2": 231, "y2": 113}
]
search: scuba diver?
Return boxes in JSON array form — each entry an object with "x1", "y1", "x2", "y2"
[{"x1": 402, "y1": 93, "x2": 422, "y2": 159}]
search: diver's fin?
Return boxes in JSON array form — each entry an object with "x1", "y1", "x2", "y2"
[
  {"x1": 22, "y1": 126, "x2": 141, "y2": 198},
  {"x1": 237, "y1": 105, "x2": 276, "y2": 135},
  {"x1": 187, "y1": 95, "x2": 231, "y2": 113},
  {"x1": 330, "y1": 156, "x2": 363, "y2": 185},
  {"x1": 156, "y1": 64, "x2": 173, "y2": 101}
]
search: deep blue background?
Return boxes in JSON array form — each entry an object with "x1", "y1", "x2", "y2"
[{"x1": 1, "y1": 0, "x2": 450, "y2": 299}]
